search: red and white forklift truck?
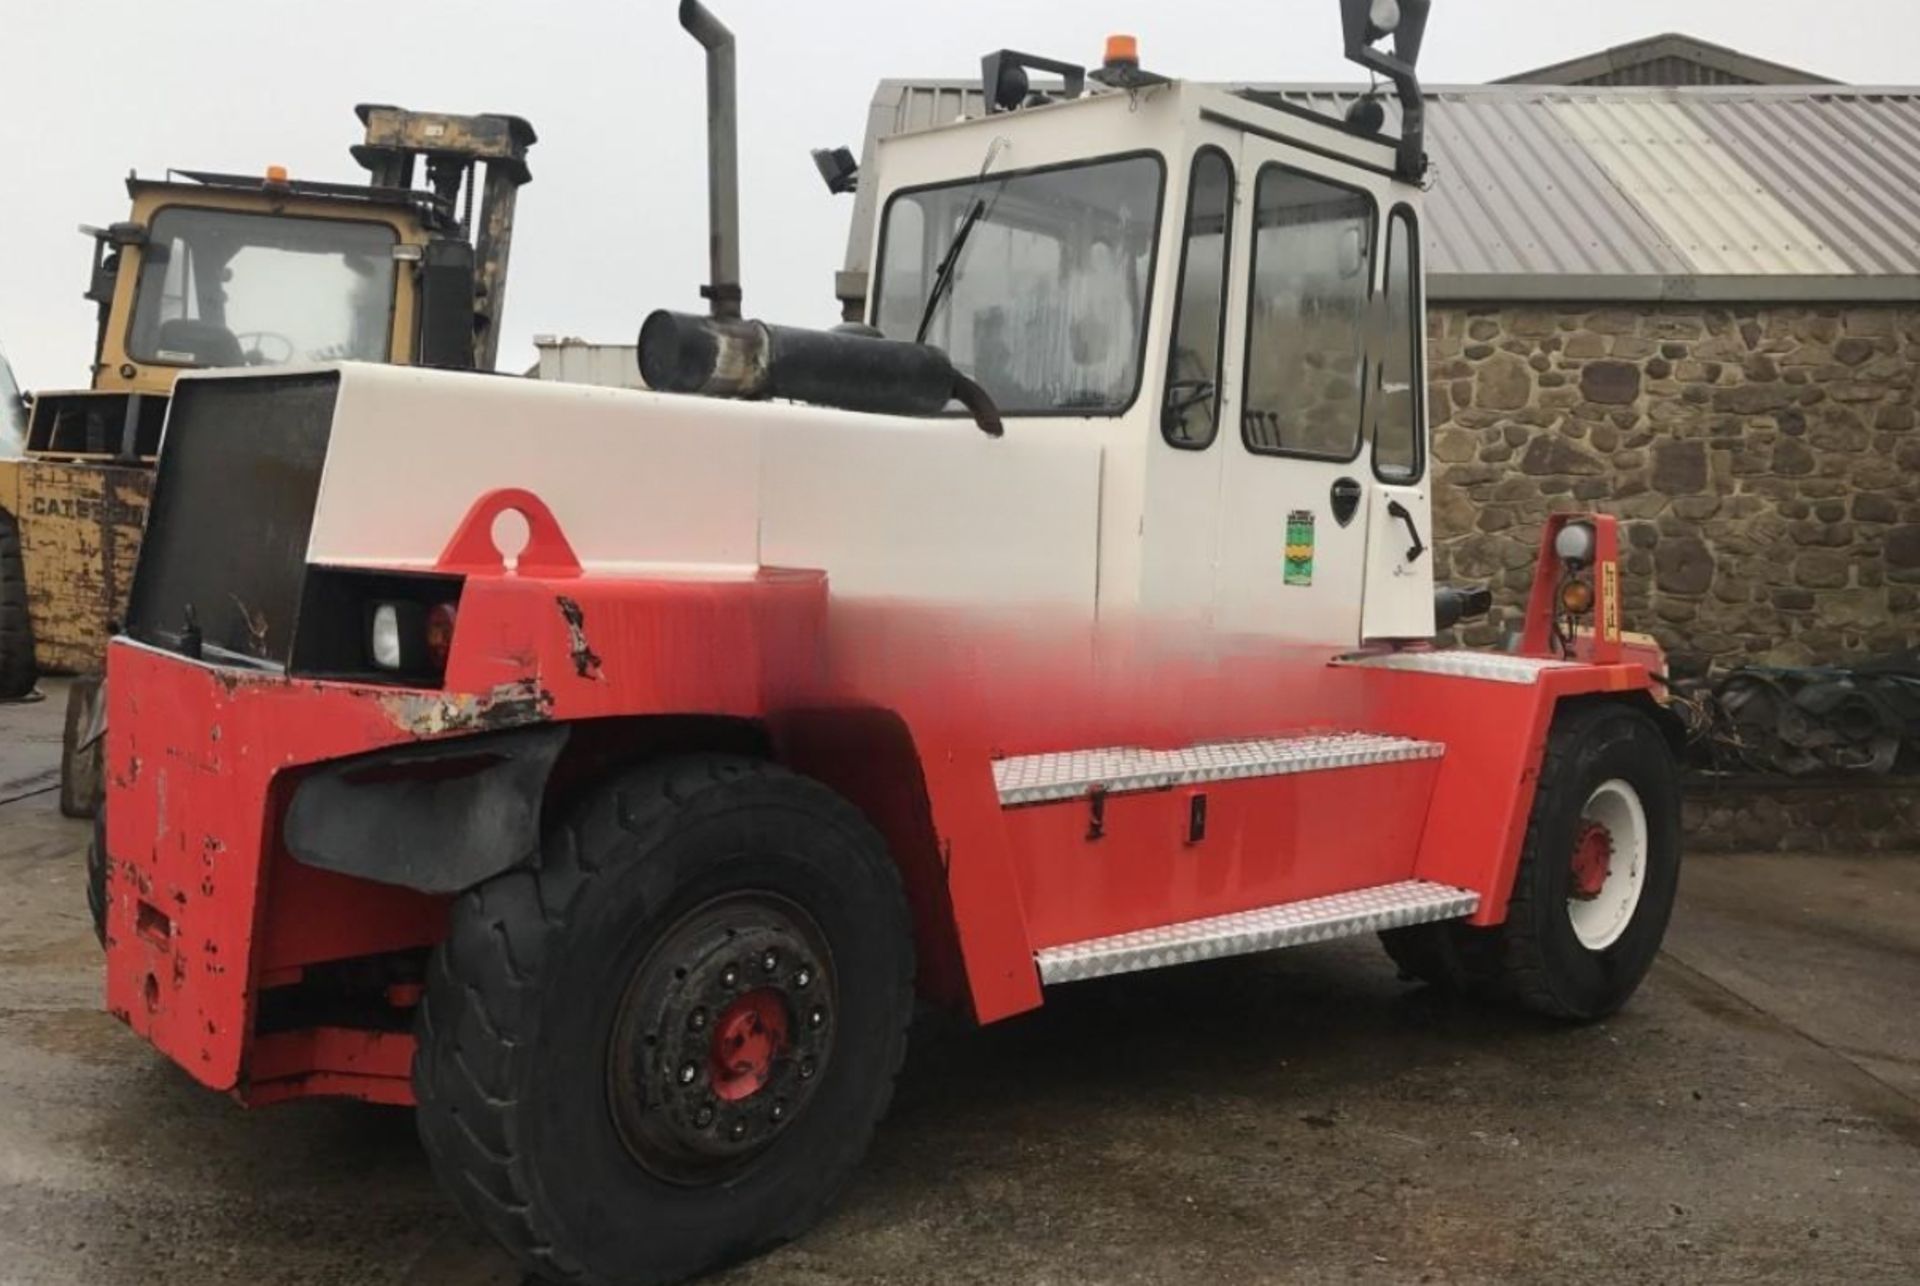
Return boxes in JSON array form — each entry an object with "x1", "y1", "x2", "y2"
[{"x1": 96, "y1": 3, "x2": 1680, "y2": 1282}]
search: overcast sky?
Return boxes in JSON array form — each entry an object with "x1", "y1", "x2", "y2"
[{"x1": 4, "y1": 1, "x2": 1917, "y2": 390}]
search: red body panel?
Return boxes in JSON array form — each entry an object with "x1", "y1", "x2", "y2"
[
  {"x1": 1342, "y1": 660, "x2": 1654, "y2": 924},
  {"x1": 105, "y1": 568, "x2": 830, "y2": 1097},
  {"x1": 103, "y1": 499, "x2": 1660, "y2": 1104},
  {"x1": 1005, "y1": 758, "x2": 1442, "y2": 949}
]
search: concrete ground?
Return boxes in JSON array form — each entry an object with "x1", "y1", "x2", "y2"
[{"x1": 2, "y1": 681, "x2": 1917, "y2": 1286}]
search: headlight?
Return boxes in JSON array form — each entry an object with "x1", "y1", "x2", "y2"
[
  {"x1": 370, "y1": 603, "x2": 405, "y2": 671},
  {"x1": 1554, "y1": 521, "x2": 1597, "y2": 567},
  {"x1": 365, "y1": 599, "x2": 449, "y2": 675}
]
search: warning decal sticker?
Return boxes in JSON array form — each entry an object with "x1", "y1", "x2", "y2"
[
  {"x1": 1284, "y1": 510, "x2": 1315, "y2": 587},
  {"x1": 1601, "y1": 560, "x2": 1621, "y2": 643}
]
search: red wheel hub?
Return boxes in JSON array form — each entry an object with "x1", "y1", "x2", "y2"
[
  {"x1": 1570, "y1": 821, "x2": 1613, "y2": 901},
  {"x1": 707, "y1": 989, "x2": 790, "y2": 1102}
]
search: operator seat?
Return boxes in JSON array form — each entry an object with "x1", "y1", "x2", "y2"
[{"x1": 152, "y1": 319, "x2": 246, "y2": 368}]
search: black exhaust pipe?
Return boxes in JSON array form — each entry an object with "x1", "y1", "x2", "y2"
[
  {"x1": 639, "y1": 311, "x2": 1002, "y2": 437},
  {"x1": 647, "y1": 7, "x2": 1003, "y2": 436},
  {"x1": 679, "y1": 1, "x2": 741, "y2": 319}
]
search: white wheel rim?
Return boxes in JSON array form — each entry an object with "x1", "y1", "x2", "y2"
[{"x1": 1566, "y1": 779, "x2": 1647, "y2": 951}]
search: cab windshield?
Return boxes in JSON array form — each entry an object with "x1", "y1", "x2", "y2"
[
  {"x1": 874, "y1": 153, "x2": 1163, "y2": 416},
  {"x1": 127, "y1": 208, "x2": 399, "y2": 368}
]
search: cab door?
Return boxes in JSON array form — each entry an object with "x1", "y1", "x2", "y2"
[
  {"x1": 1210, "y1": 136, "x2": 1385, "y2": 644},
  {"x1": 1359, "y1": 204, "x2": 1435, "y2": 641}
]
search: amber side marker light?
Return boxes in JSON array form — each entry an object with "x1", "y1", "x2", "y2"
[
  {"x1": 1560, "y1": 578, "x2": 1596, "y2": 616},
  {"x1": 424, "y1": 603, "x2": 459, "y2": 670}
]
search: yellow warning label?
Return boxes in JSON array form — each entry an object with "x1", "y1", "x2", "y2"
[{"x1": 1601, "y1": 560, "x2": 1621, "y2": 643}]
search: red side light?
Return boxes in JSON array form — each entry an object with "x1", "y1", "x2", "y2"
[{"x1": 424, "y1": 602, "x2": 458, "y2": 669}]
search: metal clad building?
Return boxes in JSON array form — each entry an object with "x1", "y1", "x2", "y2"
[{"x1": 1496, "y1": 32, "x2": 1838, "y2": 89}]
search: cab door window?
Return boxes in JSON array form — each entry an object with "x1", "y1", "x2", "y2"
[
  {"x1": 1162, "y1": 148, "x2": 1234, "y2": 448},
  {"x1": 1240, "y1": 166, "x2": 1374, "y2": 459},
  {"x1": 1374, "y1": 208, "x2": 1423, "y2": 482}
]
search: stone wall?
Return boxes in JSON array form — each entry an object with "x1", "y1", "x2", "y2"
[
  {"x1": 1685, "y1": 776, "x2": 1920, "y2": 852},
  {"x1": 1426, "y1": 304, "x2": 1919, "y2": 668}
]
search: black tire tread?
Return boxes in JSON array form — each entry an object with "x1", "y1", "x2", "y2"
[
  {"x1": 61, "y1": 678, "x2": 103, "y2": 819},
  {"x1": 86, "y1": 810, "x2": 106, "y2": 945},
  {"x1": 1380, "y1": 701, "x2": 1675, "y2": 1021},
  {"x1": 413, "y1": 754, "x2": 914, "y2": 1286},
  {"x1": 1378, "y1": 920, "x2": 1489, "y2": 991},
  {"x1": 0, "y1": 508, "x2": 36, "y2": 700},
  {"x1": 1494, "y1": 702, "x2": 1645, "y2": 1019}
]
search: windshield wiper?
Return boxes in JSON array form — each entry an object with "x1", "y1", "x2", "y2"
[{"x1": 914, "y1": 196, "x2": 987, "y2": 345}]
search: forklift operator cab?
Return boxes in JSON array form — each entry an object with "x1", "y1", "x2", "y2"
[
  {"x1": 867, "y1": 75, "x2": 1435, "y2": 648},
  {"x1": 126, "y1": 207, "x2": 401, "y2": 371}
]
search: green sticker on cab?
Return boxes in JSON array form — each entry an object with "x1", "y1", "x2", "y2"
[{"x1": 1284, "y1": 509, "x2": 1315, "y2": 587}]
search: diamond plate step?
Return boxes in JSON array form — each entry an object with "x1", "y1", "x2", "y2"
[
  {"x1": 1034, "y1": 881, "x2": 1480, "y2": 985},
  {"x1": 993, "y1": 732, "x2": 1443, "y2": 806},
  {"x1": 1334, "y1": 650, "x2": 1579, "y2": 685}
]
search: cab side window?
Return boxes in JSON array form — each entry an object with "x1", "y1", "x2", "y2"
[
  {"x1": 1375, "y1": 208, "x2": 1423, "y2": 482},
  {"x1": 1162, "y1": 148, "x2": 1234, "y2": 448},
  {"x1": 1241, "y1": 166, "x2": 1373, "y2": 459}
]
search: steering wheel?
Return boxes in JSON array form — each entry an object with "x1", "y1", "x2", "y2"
[
  {"x1": 235, "y1": 331, "x2": 297, "y2": 366},
  {"x1": 1162, "y1": 376, "x2": 1216, "y2": 440}
]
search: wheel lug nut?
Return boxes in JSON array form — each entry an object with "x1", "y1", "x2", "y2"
[
  {"x1": 721, "y1": 966, "x2": 739, "y2": 988},
  {"x1": 761, "y1": 950, "x2": 778, "y2": 972},
  {"x1": 695, "y1": 1105, "x2": 715, "y2": 1128},
  {"x1": 771, "y1": 1101, "x2": 787, "y2": 1122},
  {"x1": 799, "y1": 1059, "x2": 816, "y2": 1080},
  {"x1": 688, "y1": 1008, "x2": 708, "y2": 1032},
  {"x1": 808, "y1": 1006, "x2": 826, "y2": 1029},
  {"x1": 794, "y1": 968, "x2": 812, "y2": 989},
  {"x1": 678, "y1": 1062, "x2": 698, "y2": 1085},
  {"x1": 729, "y1": 1121, "x2": 748, "y2": 1141}
]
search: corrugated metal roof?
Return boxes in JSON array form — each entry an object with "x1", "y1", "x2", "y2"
[
  {"x1": 1550, "y1": 97, "x2": 1852, "y2": 275},
  {"x1": 844, "y1": 82, "x2": 1920, "y2": 302}
]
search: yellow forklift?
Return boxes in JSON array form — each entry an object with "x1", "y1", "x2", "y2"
[{"x1": 0, "y1": 105, "x2": 534, "y2": 813}]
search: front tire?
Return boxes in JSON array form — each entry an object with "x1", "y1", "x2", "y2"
[
  {"x1": 1499, "y1": 702, "x2": 1681, "y2": 1019},
  {"x1": 1382, "y1": 701, "x2": 1681, "y2": 1020},
  {"x1": 414, "y1": 755, "x2": 915, "y2": 1286}
]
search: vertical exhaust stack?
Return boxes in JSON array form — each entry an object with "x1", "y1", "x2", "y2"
[
  {"x1": 680, "y1": 0, "x2": 742, "y2": 319},
  {"x1": 640, "y1": 1, "x2": 1004, "y2": 437}
]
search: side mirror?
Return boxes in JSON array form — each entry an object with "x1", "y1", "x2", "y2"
[
  {"x1": 811, "y1": 146, "x2": 859, "y2": 195},
  {"x1": 1338, "y1": 225, "x2": 1366, "y2": 279}
]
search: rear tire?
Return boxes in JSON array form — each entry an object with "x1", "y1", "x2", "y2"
[
  {"x1": 0, "y1": 508, "x2": 37, "y2": 700},
  {"x1": 61, "y1": 677, "x2": 104, "y2": 818},
  {"x1": 413, "y1": 755, "x2": 915, "y2": 1286},
  {"x1": 86, "y1": 809, "x2": 107, "y2": 945},
  {"x1": 1379, "y1": 917, "x2": 1497, "y2": 992},
  {"x1": 1382, "y1": 701, "x2": 1681, "y2": 1020}
]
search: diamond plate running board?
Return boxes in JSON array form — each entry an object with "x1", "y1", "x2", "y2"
[
  {"x1": 1034, "y1": 881, "x2": 1480, "y2": 985},
  {"x1": 1333, "y1": 650, "x2": 1579, "y2": 685},
  {"x1": 993, "y1": 732, "x2": 1443, "y2": 806}
]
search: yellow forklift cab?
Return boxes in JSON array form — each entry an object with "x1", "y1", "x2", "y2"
[{"x1": 0, "y1": 107, "x2": 534, "y2": 812}]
